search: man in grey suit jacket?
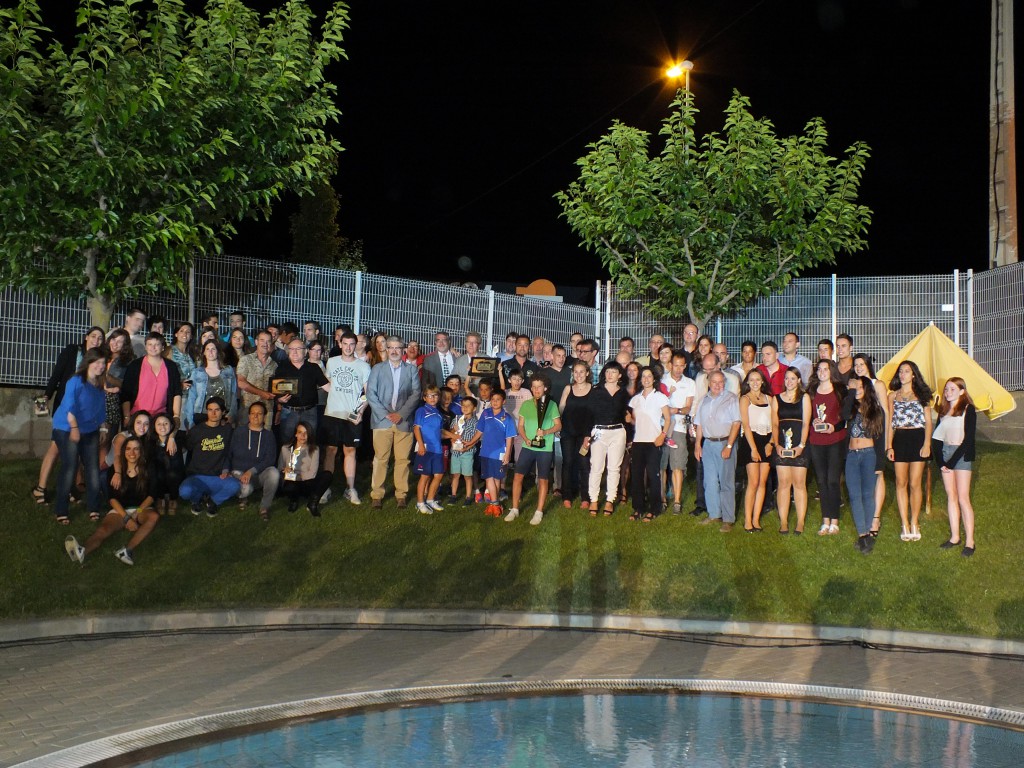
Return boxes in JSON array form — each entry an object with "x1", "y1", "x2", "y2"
[
  {"x1": 366, "y1": 336, "x2": 422, "y2": 507},
  {"x1": 421, "y1": 331, "x2": 458, "y2": 391},
  {"x1": 452, "y1": 331, "x2": 483, "y2": 393}
]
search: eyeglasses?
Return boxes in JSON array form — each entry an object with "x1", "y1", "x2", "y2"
[{"x1": 386, "y1": 346, "x2": 403, "y2": 352}]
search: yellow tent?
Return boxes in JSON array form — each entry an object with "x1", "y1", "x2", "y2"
[{"x1": 877, "y1": 324, "x2": 1017, "y2": 420}]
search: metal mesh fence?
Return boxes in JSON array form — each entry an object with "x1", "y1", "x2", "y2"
[
  {"x1": 1, "y1": 255, "x2": 1020, "y2": 391},
  {"x1": 607, "y1": 272, "x2": 977, "y2": 377},
  {"x1": 972, "y1": 261, "x2": 1024, "y2": 391}
]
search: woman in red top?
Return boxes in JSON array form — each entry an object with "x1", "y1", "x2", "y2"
[{"x1": 807, "y1": 359, "x2": 852, "y2": 536}]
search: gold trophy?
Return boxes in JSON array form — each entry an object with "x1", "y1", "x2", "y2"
[
  {"x1": 813, "y1": 402, "x2": 830, "y2": 432},
  {"x1": 779, "y1": 427, "x2": 796, "y2": 458}
]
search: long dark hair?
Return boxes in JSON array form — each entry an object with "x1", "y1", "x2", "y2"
[
  {"x1": 291, "y1": 420, "x2": 318, "y2": 452},
  {"x1": 889, "y1": 359, "x2": 933, "y2": 405},
  {"x1": 852, "y1": 352, "x2": 877, "y2": 379},
  {"x1": 851, "y1": 375, "x2": 885, "y2": 438},
  {"x1": 104, "y1": 328, "x2": 135, "y2": 367},
  {"x1": 120, "y1": 435, "x2": 149, "y2": 489},
  {"x1": 740, "y1": 367, "x2": 768, "y2": 398},
  {"x1": 808, "y1": 359, "x2": 848, "y2": 401},
  {"x1": 75, "y1": 348, "x2": 107, "y2": 386}
]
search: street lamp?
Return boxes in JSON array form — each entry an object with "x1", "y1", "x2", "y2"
[{"x1": 666, "y1": 60, "x2": 694, "y2": 91}]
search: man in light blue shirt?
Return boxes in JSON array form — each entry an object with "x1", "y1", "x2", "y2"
[{"x1": 693, "y1": 371, "x2": 741, "y2": 531}]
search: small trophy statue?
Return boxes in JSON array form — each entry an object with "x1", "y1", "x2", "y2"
[
  {"x1": 779, "y1": 428, "x2": 796, "y2": 459},
  {"x1": 284, "y1": 446, "x2": 301, "y2": 482},
  {"x1": 452, "y1": 416, "x2": 465, "y2": 453},
  {"x1": 813, "y1": 402, "x2": 830, "y2": 432},
  {"x1": 529, "y1": 396, "x2": 549, "y2": 448}
]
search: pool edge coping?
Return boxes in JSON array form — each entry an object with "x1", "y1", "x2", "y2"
[
  {"x1": 4, "y1": 608, "x2": 1024, "y2": 657},
  {"x1": 11, "y1": 678, "x2": 1024, "y2": 768}
]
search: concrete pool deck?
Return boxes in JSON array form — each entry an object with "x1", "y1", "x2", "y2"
[{"x1": 4, "y1": 610, "x2": 1024, "y2": 767}]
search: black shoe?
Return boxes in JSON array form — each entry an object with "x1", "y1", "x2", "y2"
[
  {"x1": 288, "y1": 498, "x2": 300, "y2": 513},
  {"x1": 307, "y1": 499, "x2": 321, "y2": 517},
  {"x1": 860, "y1": 536, "x2": 875, "y2": 555},
  {"x1": 961, "y1": 546, "x2": 975, "y2": 557},
  {"x1": 205, "y1": 496, "x2": 219, "y2": 518},
  {"x1": 939, "y1": 539, "x2": 961, "y2": 550},
  {"x1": 854, "y1": 536, "x2": 867, "y2": 552},
  {"x1": 689, "y1": 507, "x2": 706, "y2": 517}
]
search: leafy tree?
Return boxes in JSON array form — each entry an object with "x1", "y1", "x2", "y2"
[
  {"x1": 289, "y1": 179, "x2": 365, "y2": 271},
  {"x1": 0, "y1": 0, "x2": 350, "y2": 327},
  {"x1": 556, "y1": 90, "x2": 872, "y2": 330}
]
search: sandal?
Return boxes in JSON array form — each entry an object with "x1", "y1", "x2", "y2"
[
  {"x1": 31, "y1": 485, "x2": 49, "y2": 504},
  {"x1": 589, "y1": 501, "x2": 598, "y2": 517},
  {"x1": 603, "y1": 502, "x2": 614, "y2": 517},
  {"x1": 629, "y1": 512, "x2": 641, "y2": 521},
  {"x1": 259, "y1": 509, "x2": 270, "y2": 522},
  {"x1": 869, "y1": 515, "x2": 881, "y2": 537},
  {"x1": 642, "y1": 512, "x2": 656, "y2": 523},
  {"x1": 818, "y1": 523, "x2": 830, "y2": 536},
  {"x1": 55, "y1": 515, "x2": 70, "y2": 526}
]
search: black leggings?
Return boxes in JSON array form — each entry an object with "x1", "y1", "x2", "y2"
[
  {"x1": 559, "y1": 434, "x2": 592, "y2": 503},
  {"x1": 809, "y1": 442, "x2": 846, "y2": 520},
  {"x1": 281, "y1": 470, "x2": 333, "y2": 503},
  {"x1": 630, "y1": 442, "x2": 662, "y2": 515}
]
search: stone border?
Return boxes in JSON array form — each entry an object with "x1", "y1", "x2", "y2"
[
  {"x1": 12, "y1": 678, "x2": 1024, "y2": 768},
  {"x1": 4, "y1": 608, "x2": 1024, "y2": 657}
]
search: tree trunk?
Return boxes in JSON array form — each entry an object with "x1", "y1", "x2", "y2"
[{"x1": 88, "y1": 295, "x2": 114, "y2": 332}]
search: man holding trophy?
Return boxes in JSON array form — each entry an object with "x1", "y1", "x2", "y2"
[{"x1": 504, "y1": 374, "x2": 562, "y2": 526}]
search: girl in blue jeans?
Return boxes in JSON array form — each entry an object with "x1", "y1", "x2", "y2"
[{"x1": 843, "y1": 376, "x2": 886, "y2": 554}]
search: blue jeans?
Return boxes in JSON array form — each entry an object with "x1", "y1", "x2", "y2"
[
  {"x1": 845, "y1": 447, "x2": 877, "y2": 535},
  {"x1": 52, "y1": 428, "x2": 104, "y2": 519},
  {"x1": 179, "y1": 474, "x2": 242, "y2": 506},
  {"x1": 278, "y1": 406, "x2": 319, "y2": 449},
  {"x1": 702, "y1": 440, "x2": 736, "y2": 523}
]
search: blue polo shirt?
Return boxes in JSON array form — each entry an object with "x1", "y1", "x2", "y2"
[
  {"x1": 413, "y1": 403, "x2": 443, "y2": 454},
  {"x1": 477, "y1": 407, "x2": 517, "y2": 460}
]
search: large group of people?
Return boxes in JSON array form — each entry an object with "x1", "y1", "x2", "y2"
[{"x1": 41, "y1": 308, "x2": 980, "y2": 566}]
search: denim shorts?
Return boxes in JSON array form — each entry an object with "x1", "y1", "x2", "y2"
[{"x1": 942, "y1": 443, "x2": 972, "y2": 471}]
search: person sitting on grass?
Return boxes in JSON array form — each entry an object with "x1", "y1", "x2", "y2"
[
  {"x1": 179, "y1": 396, "x2": 240, "y2": 518},
  {"x1": 475, "y1": 388, "x2": 517, "y2": 517},
  {"x1": 64, "y1": 436, "x2": 158, "y2": 566},
  {"x1": 230, "y1": 401, "x2": 280, "y2": 522},
  {"x1": 277, "y1": 421, "x2": 333, "y2": 517},
  {"x1": 445, "y1": 396, "x2": 480, "y2": 506},
  {"x1": 413, "y1": 385, "x2": 446, "y2": 514},
  {"x1": 505, "y1": 373, "x2": 562, "y2": 526}
]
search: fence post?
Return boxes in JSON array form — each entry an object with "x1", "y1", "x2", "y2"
[
  {"x1": 353, "y1": 271, "x2": 362, "y2": 332},
  {"x1": 604, "y1": 281, "x2": 612, "y2": 358},
  {"x1": 486, "y1": 288, "x2": 495, "y2": 356},
  {"x1": 188, "y1": 263, "x2": 196, "y2": 325},
  {"x1": 715, "y1": 317, "x2": 722, "y2": 343},
  {"x1": 831, "y1": 274, "x2": 837, "y2": 351},
  {"x1": 967, "y1": 269, "x2": 974, "y2": 358},
  {"x1": 594, "y1": 281, "x2": 602, "y2": 350},
  {"x1": 953, "y1": 269, "x2": 960, "y2": 346}
]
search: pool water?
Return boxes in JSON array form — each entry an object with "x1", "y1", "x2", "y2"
[{"x1": 132, "y1": 694, "x2": 1024, "y2": 767}]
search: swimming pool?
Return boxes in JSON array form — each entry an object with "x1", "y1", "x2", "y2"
[{"x1": 127, "y1": 692, "x2": 1024, "y2": 767}]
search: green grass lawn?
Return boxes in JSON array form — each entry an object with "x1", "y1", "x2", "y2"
[{"x1": 3, "y1": 443, "x2": 1022, "y2": 639}]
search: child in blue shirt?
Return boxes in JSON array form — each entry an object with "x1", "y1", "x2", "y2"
[
  {"x1": 475, "y1": 389, "x2": 517, "y2": 517},
  {"x1": 413, "y1": 386, "x2": 445, "y2": 514}
]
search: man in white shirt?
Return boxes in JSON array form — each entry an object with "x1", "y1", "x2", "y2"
[
  {"x1": 662, "y1": 351, "x2": 695, "y2": 514},
  {"x1": 422, "y1": 331, "x2": 458, "y2": 390},
  {"x1": 323, "y1": 332, "x2": 371, "y2": 504}
]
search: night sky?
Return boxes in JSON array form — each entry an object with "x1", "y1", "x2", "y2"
[{"x1": 42, "y1": 1, "x2": 1010, "y2": 289}]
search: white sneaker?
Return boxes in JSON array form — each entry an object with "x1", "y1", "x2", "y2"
[
  {"x1": 427, "y1": 499, "x2": 444, "y2": 511},
  {"x1": 529, "y1": 510, "x2": 544, "y2": 526},
  {"x1": 319, "y1": 488, "x2": 332, "y2": 505},
  {"x1": 345, "y1": 488, "x2": 361, "y2": 505},
  {"x1": 114, "y1": 547, "x2": 134, "y2": 566},
  {"x1": 64, "y1": 535, "x2": 84, "y2": 564},
  {"x1": 504, "y1": 508, "x2": 519, "y2": 522},
  {"x1": 416, "y1": 502, "x2": 433, "y2": 515}
]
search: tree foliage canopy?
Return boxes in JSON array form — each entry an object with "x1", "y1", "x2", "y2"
[
  {"x1": 556, "y1": 90, "x2": 872, "y2": 329},
  {"x1": 0, "y1": 0, "x2": 349, "y2": 325}
]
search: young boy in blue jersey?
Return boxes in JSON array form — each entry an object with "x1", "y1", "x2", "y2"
[
  {"x1": 475, "y1": 388, "x2": 517, "y2": 517},
  {"x1": 413, "y1": 385, "x2": 445, "y2": 514}
]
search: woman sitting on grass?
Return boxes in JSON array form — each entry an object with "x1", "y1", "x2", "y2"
[
  {"x1": 149, "y1": 413, "x2": 185, "y2": 516},
  {"x1": 64, "y1": 436, "x2": 159, "y2": 566},
  {"x1": 278, "y1": 421, "x2": 333, "y2": 517},
  {"x1": 933, "y1": 377, "x2": 977, "y2": 557}
]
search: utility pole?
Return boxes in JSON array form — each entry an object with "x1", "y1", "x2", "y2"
[{"x1": 990, "y1": 0, "x2": 1018, "y2": 267}]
